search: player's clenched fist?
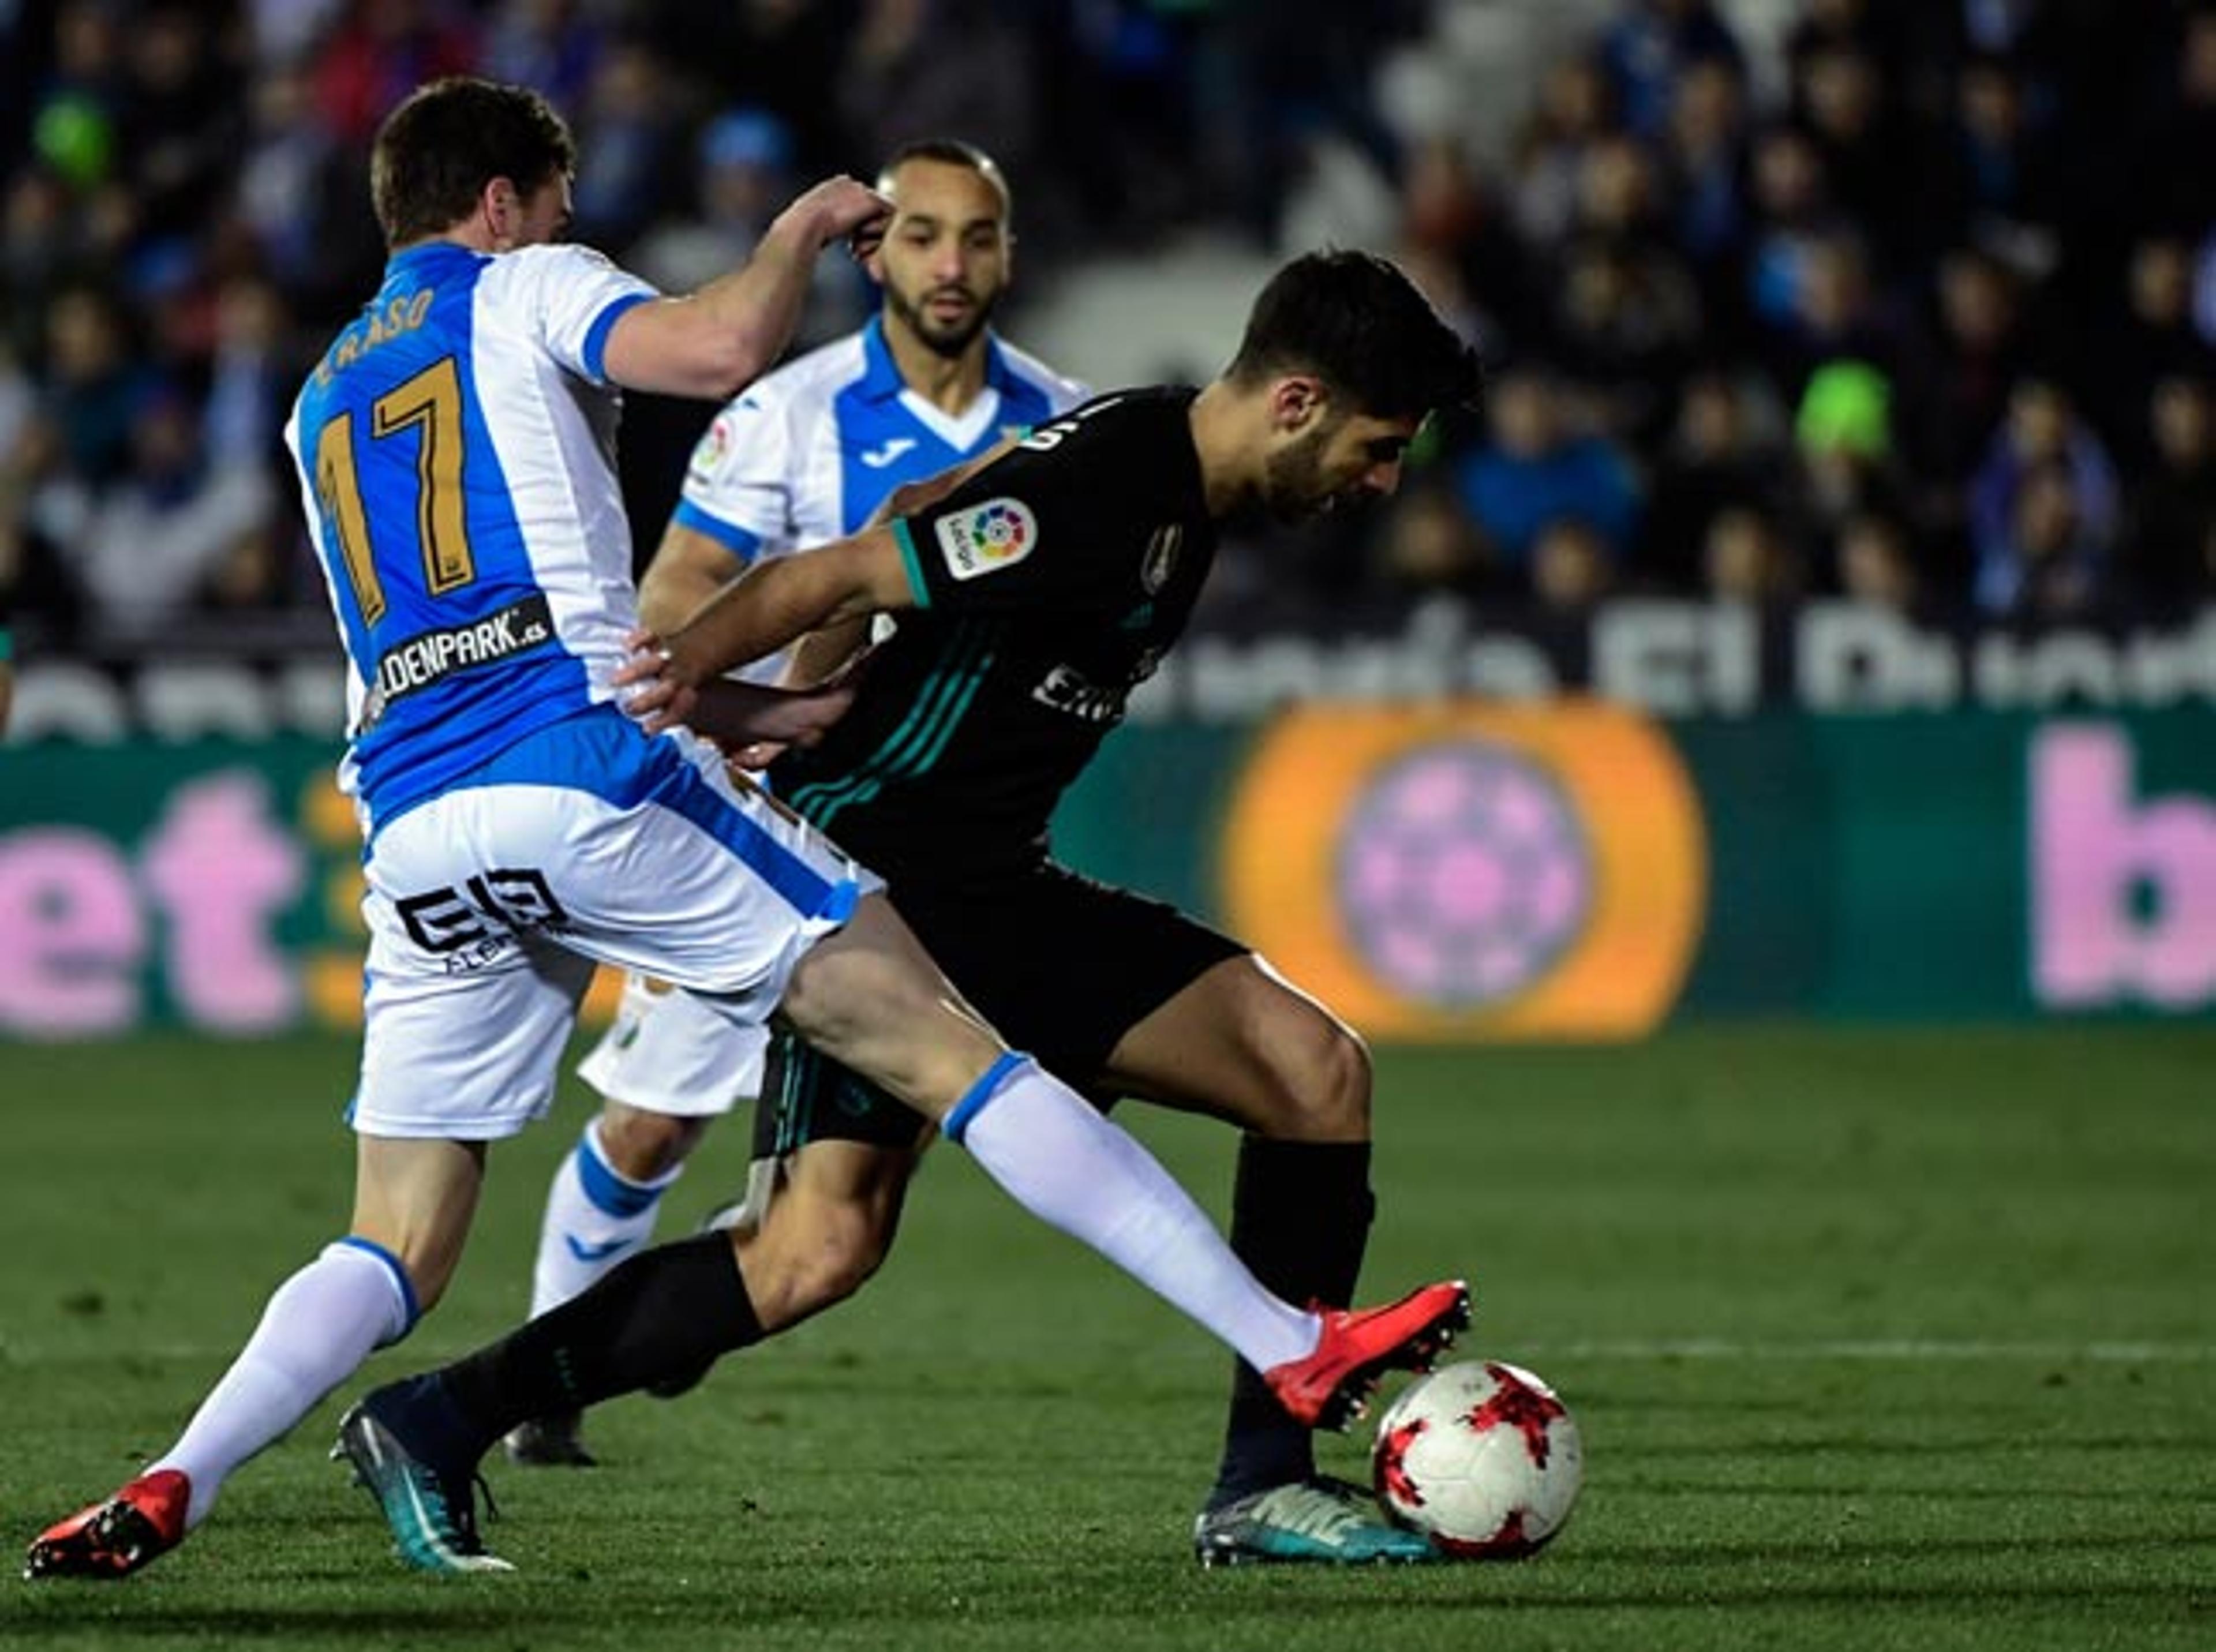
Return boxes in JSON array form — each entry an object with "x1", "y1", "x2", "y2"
[{"x1": 781, "y1": 175, "x2": 893, "y2": 262}]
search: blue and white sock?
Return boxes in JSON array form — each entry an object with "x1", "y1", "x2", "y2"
[
  {"x1": 946, "y1": 1055, "x2": 1318, "y2": 1373},
  {"x1": 529, "y1": 1119, "x2": 683, "y2": 1318},
  {"x1": 152, "y1": 1238, "x2": 415, "y2": 1529}
]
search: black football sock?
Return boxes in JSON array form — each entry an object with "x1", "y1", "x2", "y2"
[
  {"x1": 436, "y1": 1233, "x2": 763, "y2": 1457},
  {"x1": 1210, "y1": 1136, "x2": 1374, "y2": 1504}
]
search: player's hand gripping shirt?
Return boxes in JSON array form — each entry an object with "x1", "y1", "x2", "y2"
[
  {"x1": 285, "y1": 241, "x2": 656, "y2": 834},
  {"x1": 769, "y1": 388, "x2": 1214, "y2": 883}
]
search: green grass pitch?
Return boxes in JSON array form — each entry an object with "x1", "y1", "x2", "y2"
[{"x1": 3, "y1": 1026, "x2": 2210, "y2": 1651}]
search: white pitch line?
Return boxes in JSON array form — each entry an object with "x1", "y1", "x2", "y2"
[{"x1": 1519, "y1": 1338, "x2": 2216, "y2": 1363}]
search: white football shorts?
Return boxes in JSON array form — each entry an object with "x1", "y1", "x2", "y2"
[
  {"x1": 347, "y1": 707, "x2": 879, "y2": 1140},
  {"x1": 575, "y1": 973, "x2": 766, "y2": 1117}
]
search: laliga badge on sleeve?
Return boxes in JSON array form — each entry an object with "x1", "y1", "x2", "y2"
[{"x1": 935, "y1": 497, "x2": 1038, "y2": 580}]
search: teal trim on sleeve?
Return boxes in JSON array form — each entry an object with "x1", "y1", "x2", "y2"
[
  {"x1": 891, "y1": 517, "x2": 932, "y2": 609},
  {"x1": 0, "y1": 627, "x2": 13, "y2": 662}
]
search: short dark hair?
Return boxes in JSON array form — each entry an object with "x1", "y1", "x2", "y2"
[
  {"x1": 876, "y1": 137, "x2": 1011, "y2": 220},
  {"x1": 370, "y1": 77, "x2": 577, "y2": 248},
  {"x1": 1226, "y1": 250, "x2": 1485, "y2": 422}
]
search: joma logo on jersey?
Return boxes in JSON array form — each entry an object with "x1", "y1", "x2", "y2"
[
  {"x1": 936, "y1": 497, "x2": 1037, "y2": 580},
  {"x1": 859, "y1": 436, "x2": 917, "y2": 469}
]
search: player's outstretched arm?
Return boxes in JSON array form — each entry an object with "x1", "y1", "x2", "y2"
[
  {"x1": 740, "y1": 441, "x2": 1017, "y2": 698},
  {"x1": 680, "y1": 673, "x2": 860, "y2": 754},
  {"x1": 601, "y1": 177, "x2": 892, "y2": 400},
  {"x1": 619, "y1": 526, "x2": 913, "y2": 731}
]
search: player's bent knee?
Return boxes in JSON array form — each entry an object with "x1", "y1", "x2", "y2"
[
  {"x1": 598, "y1": 1103, "x2": 708, "y2": 1181},
  {"x1": 746, "y1": 1200, "x2": 892, "y2": 1328},
  {"x1": 1319, "y1": 1022, "x2": 1373, "y2": 1125},
  {"x1": 1259, "y1": 1015, "x2": 1373, "y2": 1140},
  {"x1": 808, "y1": 1203, "x2": 893, "y2": 1304}
]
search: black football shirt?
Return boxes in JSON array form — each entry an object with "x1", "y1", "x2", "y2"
[{"x1": 769, "y1": 388, "x2": 1216, "y2": 885}]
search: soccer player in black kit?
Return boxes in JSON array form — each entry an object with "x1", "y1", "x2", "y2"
[{"x1": 341, "y1": 250, "x2": 1487, "y2": 1568}]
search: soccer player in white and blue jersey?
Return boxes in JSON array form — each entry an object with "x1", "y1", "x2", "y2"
[
  {"x1": 28, "y1": 80, "x2": 1466, "y2": 1581},
  {"x1": 511, "y1": 144, "x2": 1087, "y2": 1467}
]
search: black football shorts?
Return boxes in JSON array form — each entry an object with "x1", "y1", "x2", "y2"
[{"x1": 754, "y1": 863, "x2": 1247, "y2": 1156}]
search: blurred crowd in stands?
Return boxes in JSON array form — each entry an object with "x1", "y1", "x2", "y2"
[{"x1": 3, "y1": 0, "x2": 2215, "y2": 665}]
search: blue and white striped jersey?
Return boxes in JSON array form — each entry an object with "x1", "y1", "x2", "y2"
[
  {"x1": 673, "y1": 315, "x2": 1086, "y2": 582},
  {"x1": 285, "y1": 241, "x2": 657, "y2": 834}
]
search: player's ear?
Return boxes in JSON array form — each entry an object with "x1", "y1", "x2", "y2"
[
  {"x1": 1270, "y1": 374, "x2": 1329, "y2": 433},
  {"x1": 482, "y1": 177, "x2": 519, "y2": 249}
]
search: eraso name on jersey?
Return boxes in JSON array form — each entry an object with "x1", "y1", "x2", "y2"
[
  {"x1": 313, "y1": 290, "x2": 435, "y2": 387},
  {"x1": 361, "y1": 593, "x2": 555, "y2": 728}
]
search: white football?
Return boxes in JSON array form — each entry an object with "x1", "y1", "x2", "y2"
[{"x1": 1371, "y1": 1359, "x2": 1583, "y2": 1558}]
